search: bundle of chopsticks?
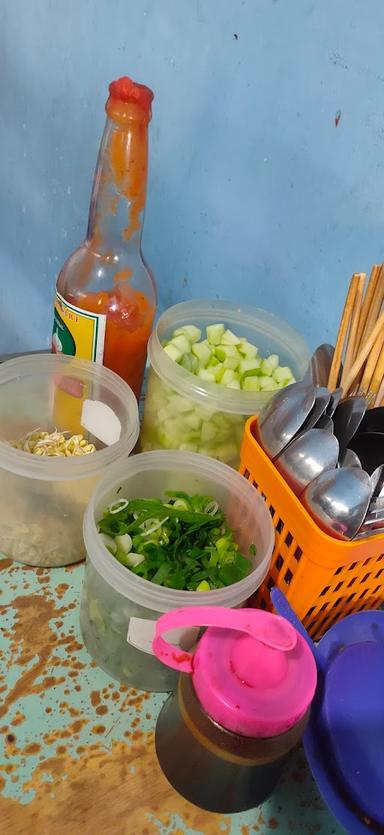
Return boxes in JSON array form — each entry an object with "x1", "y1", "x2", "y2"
[{"x1": 328, "y1": 264, "x2": 384, "y2": 407}]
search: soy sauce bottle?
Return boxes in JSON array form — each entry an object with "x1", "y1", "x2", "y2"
[{"x1": 152, "y1": 606, "x2": 317, "y2": 814}]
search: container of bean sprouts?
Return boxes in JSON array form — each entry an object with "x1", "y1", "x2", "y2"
[
  {"x1": 0, "y1": 354, "x2": 139, "y2": 567},
  {"x1": 81, "y1": 450, "x2": 274, "y2": 691}
]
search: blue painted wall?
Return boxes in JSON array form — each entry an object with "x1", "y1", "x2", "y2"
[{"x1": 2, "y1": 0, "x2": 384, "y2": 354}]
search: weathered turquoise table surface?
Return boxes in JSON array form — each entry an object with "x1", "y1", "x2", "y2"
[{"x1": 0, "y1": 557, "x2": 344, "y2": 835}]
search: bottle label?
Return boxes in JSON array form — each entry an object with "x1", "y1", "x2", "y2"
[{"x1": 52, "y1": 292, "x2": 106, "y2": 363}]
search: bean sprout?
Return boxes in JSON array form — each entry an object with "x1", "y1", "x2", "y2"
[{"x1": 10, "y1": 428, "x2": 96, "y2": 456}]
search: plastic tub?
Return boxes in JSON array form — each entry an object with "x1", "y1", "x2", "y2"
[
  {"x1": 81, "y1": 450, "x2": 274, "y2": 691},
  {"x1": 0, "y1": 354, "x2": 139, "y2": 567},
  {"x1": 140, "y1": 300, "x2": 309, "y2": 468}
]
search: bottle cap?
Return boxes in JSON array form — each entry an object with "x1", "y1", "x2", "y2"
[
  {"x1": 108, "y1": 76, "x2": 154, "y2": 110},
  {"x1": 153, "y1": 606, "x2": 317, "y2": 738}
]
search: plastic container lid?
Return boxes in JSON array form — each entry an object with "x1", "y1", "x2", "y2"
[
  {"x1": 304, "y1": 610, "x2": 384, "y2": 830},
  {"x1": 305, "y1": 611, "x2": 384, "y2": 831},
  {"x1": 153, "y1": 606, "x2": 317, "y2": 738},
  {"x1": 324, "y1": 642, "x2": 384, "y2": 822}
]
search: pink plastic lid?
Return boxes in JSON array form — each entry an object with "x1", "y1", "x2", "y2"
[{"x1": 153, "y1": 607, "x2": 317, "y2": 738}]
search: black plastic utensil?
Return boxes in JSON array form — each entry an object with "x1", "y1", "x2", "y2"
[
  {"x1": 358, "y1": 406, "x2": 384, "y2": 435},
  {"x1": 332, "y1": 396, "x2": 366, "y2": 456},
  {"x1": 349, "y1": 432, "x2": 384, "y2": 475}
]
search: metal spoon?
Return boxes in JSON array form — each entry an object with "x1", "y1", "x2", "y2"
[
  {"x1": 354, "y1": 527, "x2": 384, "y2": 540},
  {"x1": 258, "y1": 381, "x2": 316, "y2": 460},
  {"x1": 332, "y1": 396, "x2": 367, "y2": 456},
  {"x1": 298, "y1": 387, "x2": 331, "y2": 435},
  {"x1": 316, "y1": 415, "x2": 334, "y2": 432},
  {"x1": 355, "y1": 510, "x2": 384, "y2": 539},
  {"x1": 302, "y1": 467, "x2": 373, "y2": 540},
  {"x1": 326, "y1": 387, "x2": 343, "y2": 418},
  {"x1": 371, "y1": 464, "x2": 384, "y2": 499},
  {"x1": 358, "y1": 508, "x2": 384, "y2": 529},
  {"x1": 340, "y1": 448, "x2": 362, "y2": 468},
  {"x1": 275, "y1": 429, "x2": 339, "y2": 496},
  {"x1": 304, "y1": 344, "x2": 335, "y2": 387}
]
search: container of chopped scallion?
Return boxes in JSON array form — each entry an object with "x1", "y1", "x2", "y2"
[{"x1": 81, "y1": 450, "x2": 274, "y2": 691}]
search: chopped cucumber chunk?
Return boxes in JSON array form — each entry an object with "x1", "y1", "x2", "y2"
[
  {"x1": 197, "y1": 368, "x2": 216, "y2": 382},
  {"x1": 259, "y1": 375, "x2": 279, "y2": 391},
  {"x1": 197, "y1": 580, "x2": 211, "y2": 592},
  {"x1": 171, "y1": 394, "x2": 194, "y2": 413},
  {"x1": 223, "y1": 356, "x2": 240, "y2": 370},
  {"x1": 238, "y1": 341, "x2": 258, "y2": 359},
  {"x1": 215, "y1": 344, "x2": 238, "y2": 361},
  {"x1": 157, "y1": 406, "x2": 170, "y2": 423},
  {"x1": 174, "y1": 325, "x2": 201, "y2": 343},
  {"x1": 213, "y1": 363, "x2": 225, "y2": 382},
  {"x1": 239, "y1": 358, "x2": 261, "y2": 375},
  {"x1": 221, "y1": 369, "x2": 237, "y2": 385},
  {"x1": 170, "y1": 334, "x2": 191, "y2": 354},
  {"x1": 221, "y1": 328, "x2": 241, "y2": 345},
  {"x1": 201, "y1": 421, "x2": 217, "y2": 442},
  {"x1": 207, "y1": 355, "x2": 220, "y2": 367},
  {"x1": 192, "y1": 341, "x2": 212, "y2": 367},
  {"x1": 260, "y1": 354, "x2": 279, "y2": 375},
  {"x1": 183, "y1": 411, "x2": 202, "y2": 430},
  {"x1": 164, "y1": 343, "x2": 182, "y2": 362},
  {"x1": 273, "y1": 366, "x2": 296, "y2": 385},
  {"x1": 180, "y1": 354, "x2": 199, "y2": 373},
  {"x1": 242, "y1": 377, "x2": 261, "y2": 391},
  {"x1": 206, "y1": 323, "x2": 225, "y2": 345},
  {"x1": 179, "y1": 442, "x2": 199, "y2": 452}
]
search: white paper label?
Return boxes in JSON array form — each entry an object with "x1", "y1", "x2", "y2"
[{"x1": 127, "y1": 617, "x2": 199, "y2": 656}]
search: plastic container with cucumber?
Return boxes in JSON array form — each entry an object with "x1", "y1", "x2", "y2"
[{"x1": 141, "y1": 300, "x2": 310, "y2": 469}]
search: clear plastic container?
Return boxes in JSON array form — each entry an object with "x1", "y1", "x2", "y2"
[
  {"x1": 141, "y1": 300, "x2": 310, "y2": 468},
  {"x1": 81, "y1": 450, "x2": 275, "y2": 691},
  {"x1": 0, "y1": 354, "x2": 139, "y2": 567}
]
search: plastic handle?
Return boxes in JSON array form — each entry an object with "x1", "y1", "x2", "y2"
[{"x1": 152, "y1": 606, "x2": 298, "y2": 673}]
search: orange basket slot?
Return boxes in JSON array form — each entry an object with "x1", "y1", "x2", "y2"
[{"x1": 240, "y1": 417, "x2": 384, "y2": 640}]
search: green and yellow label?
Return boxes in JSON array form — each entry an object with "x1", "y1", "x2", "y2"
[{"x1": 52, "y1": 292, "x2": 106, "y2": 363}]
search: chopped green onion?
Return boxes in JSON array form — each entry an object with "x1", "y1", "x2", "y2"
[
  {"x1": 108, "y1": 499, "x2": 129, "y2": 514},
  {"x1": 97, "y1": 491, "x2": 252, "y2": 591}
]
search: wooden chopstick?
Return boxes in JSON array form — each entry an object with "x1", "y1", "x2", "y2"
[
  {"x1": 355, "y1": 264, "x2": 381, "y2": 354},
  {"x1": 341, "y1": 310, "x2": 384, "y2": 394},
  {"x1": 328, "y1": 274, "x2": 360, "y2": 391},
  {"x1": 370, "y1": 338, "x2": 384, "y2": 396},
  {"x1": 374, "y1": 376, "x2": 384, "y2": 407},
  {"x1": 341, "y1": 273, "x2": 366, "y2": 390},
  {"x1": 359, "y1": 263, "x2": 384, "y2": 348},
  {"x1": 358, "y1": 329, "x2": 384, "y2": 395}
]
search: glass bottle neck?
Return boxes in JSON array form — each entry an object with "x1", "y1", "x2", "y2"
[{"x1": 87, "y1": 104, "x2": 149, "y2": 254}]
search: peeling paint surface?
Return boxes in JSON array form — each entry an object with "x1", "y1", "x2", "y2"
[{"x1": 0, "y1": 559, "x2": 343, "y2": 834}]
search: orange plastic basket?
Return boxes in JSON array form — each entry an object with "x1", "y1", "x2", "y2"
[{"x1": 240, "y1": 417, "x2": 384, "y2": 639}]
